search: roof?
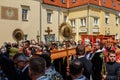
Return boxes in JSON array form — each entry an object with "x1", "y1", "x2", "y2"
[{"x1": 43, "y1": 0, "x2": 120, "y2": 11}]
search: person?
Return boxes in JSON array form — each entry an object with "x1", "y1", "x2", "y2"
[
  {"x1": 0, "y1": 53, "x2": 31, "y2": 80},
  {"x1": 53, "y1": 41, "x2": 68, "y2": 80},
  {"x1": 29, "y1": 56, "x2": 50, "y2": 80},
  {"x1": 39, "y1": 53, "x2": 64, "y2": 80},
  {"x1": 115, "y1": 44, "x2": 120, "y2": 64},
  {"x1": 23, "y1": 40, "x2": 31, "y2": 57},
  {"x1": 105, "y1": 50, "x2": 120, "y2": 80},
  {"x1": 84, "y1": 43, "x2": 93, "y2": 60},
  {"x1": 69, "y1": 59, "x2": 87, "y2": 80},
  {"x1": 104, "y1": 43, "x2": 112, "y2": 62},
  {"x1": 89, "y1": 42, "x2": 103, "y2": 80},
  {"x1": 3, "y1": 43, "x2": 11, "y2": 57},
  {"x1": 117, "y1": 67, "x2": 120, "y2": 80},
  {"x1": 23, "y1": 40, "x2": 31, "y2": 48},
  {"x1": 69, "y1": 44, "x2": 92, "y2": 79},
  {"x1": 77, "y1": 40, "x2": 82, "y2": 45}
]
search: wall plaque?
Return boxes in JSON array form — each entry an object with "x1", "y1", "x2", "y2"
[{"x1": 1, "y1": 6, "x2": 18, "y2": 20}]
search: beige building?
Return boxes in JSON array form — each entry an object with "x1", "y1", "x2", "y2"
[
  {"x1": 0, "y1": 0, "x2": 40, "y2": 45},
  {"x1": 0, "y1": 0, "x2": 120, "y2": 45},
  {"x1": 42, "y1": 0, "x2": 120, "y2": 42},
  {"x1": 68, "y1": 4, "x2": 120, "y2": 41},
  {"x1": 40, "y1": 3, "x2": 68, "y2": 42},
  {"x1": 0, "y1": 0, "x2": 68, "y2": 45}
]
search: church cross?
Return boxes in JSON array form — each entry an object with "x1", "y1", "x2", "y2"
[{"x1": 45, "y1": 27, "x2": 52, "y2": 36}]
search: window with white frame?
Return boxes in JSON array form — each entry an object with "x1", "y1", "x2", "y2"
[
  {"x1": 70, "y1": 19, "x2": 75, "y2": 27},
  {"x1": 80, "y1": 18, "x2": 86, "y2": 26},
  {"x1": 22, "y1": 6, "x2": 30, "y2": 21},
  {"x1": 105, "y1": 12, "x2": 109, "y2": 24},
  {"x1": 62, "y1": 0, "x2": 65, "y2": 3},
  {"x1": 64, "y1": 15, "x2": 68, "y2": 22},
  {"x1": 72, "y1": 0, "x2": 76, "y2": 3},
  {"x1": 116, "y1": 16, "x2": 119, "y2": 26},
  {"x1": 47, "y1": 10, "x2": 53, "y2": 23},
  {"x1": 93, "y1": 17, "x2": 99, "y2": 26},
  {"x1": 112, "y1": 0, "x2": 115, "y2": 6}
]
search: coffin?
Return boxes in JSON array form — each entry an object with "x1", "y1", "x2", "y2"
[{"x1": 50, "y1": 47, "x2": 76, "y2": 60}]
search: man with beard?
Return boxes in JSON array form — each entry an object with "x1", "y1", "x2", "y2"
[
  {"x1": 89, "y1": 42, "x2": 103, "y2": 80},
  {"x1": 104, "y1": 43, "x2": 112, "y2": 62}
]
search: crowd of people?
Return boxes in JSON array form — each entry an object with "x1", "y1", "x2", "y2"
[{"x1": 0, "y1": 39, "x2": 120, "y2": 80}]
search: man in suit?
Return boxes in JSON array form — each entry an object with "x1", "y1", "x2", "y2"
[
  {"x1": 76, "y1": 44, "x2": 92, "y2": 79},
  {"x1": 68, "y1": 44, "x2": 92, "y2": 80},
  {"x1": 90, "y1": 42, "x2": 103, "y2": 80},
  {"x1": 29, "y1": 55, "x2": 50, "y2": 80},
  {"x1": 69, "y1": 59, "x2": 87, "y2": 80},
  {"x1": 0, "y1": 53, "x2": 31, "y2": 80}
]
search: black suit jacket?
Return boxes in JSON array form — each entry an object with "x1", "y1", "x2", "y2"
[
  {"x1": 0, "y1": 54, "x2": 31, "y2": 80},
  {"x1": 79, "y1": 57, "x2": 92, "y2": 79},
  {"x1": 90, "y1": 51, "x2": 103, "y2": 80}
]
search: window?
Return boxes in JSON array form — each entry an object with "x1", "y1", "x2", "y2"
[
  {"x1": 62, "y1": 0, "x2": 65, "y2": 3},
  {"x1": 47, "y1": 13, "x2": 52, "y2": 23},
  {"x1": 116, "y1": 16, "x2": 119, "y2": 26},
  {"x1": 51, "y1": 0, "x2": 54, "y2": 2},
  {"x1": 80, "y1": 18, "x2": 86, "y2": 26},
  {"x1": 72, "y1": 0, "x2": 76, "y2": 3},
  {"x1": 70, "y1": 19, "x2": 75, "y2": 27},
  {"x1": 102, "y1": 0, "x2": 106, "y2": 3},
  {"x1": 22, "y1": 6, "x2": 30, "y2": 21},
  {"x1": 93, "y1": 17, "x2": 99, "y2": 26},
  {"x1": 64, "y1": 15, "x2": 68, "y2": 22},
  {"x1": 47, "y1": 10, "x2": 53, "y2": 23},
  {"x1": 112, "y1": 0, "x2": 115, "y2": 6},
  {"x1": 105, "y1": 12, "x2": 109, "y2": 24}
]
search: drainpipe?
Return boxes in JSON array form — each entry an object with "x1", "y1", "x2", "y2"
[
  {"x1": 87, "y1": 1, "x2": 90, "y2": 35},
  {"x1": 58, "y1": 8, "x2": 60, "y2": 41},
  {"x1": 76, "y1": 19, "x2": 79, "y2": 42},
  {"x1": 40, "y1": 1, "x2": 42, "y2": 41}
]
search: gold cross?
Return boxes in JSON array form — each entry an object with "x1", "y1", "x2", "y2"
[{"x1": 45, "y1": 27, "x2": 52, "y2": 36}]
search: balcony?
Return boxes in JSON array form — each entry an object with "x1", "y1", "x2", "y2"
[
  {"x1": 79, "y1": 28, "x2": 87, "y2": 33},
  {"x1": 92, "y1": 28, "x2": 99, "y2": 33}
]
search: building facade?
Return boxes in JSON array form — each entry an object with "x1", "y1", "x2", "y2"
[
  {"x1": 0, "y1": 0, "x2": 120, "y2": 45},
  {"x1": 0, "y1": 0, "x2": 40, "y2": 45},
  {"x1": 42, "y1": 0, "x2": 120, "y2": 42}
]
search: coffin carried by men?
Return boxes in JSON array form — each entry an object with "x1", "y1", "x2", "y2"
[{"x1": 51, "y1": 47, "x2": 76, "y2": 60}]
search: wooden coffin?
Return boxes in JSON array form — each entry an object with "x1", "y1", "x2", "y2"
[{"x1": 51, "y1": 47, "x2": 76, "y2": 60}]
